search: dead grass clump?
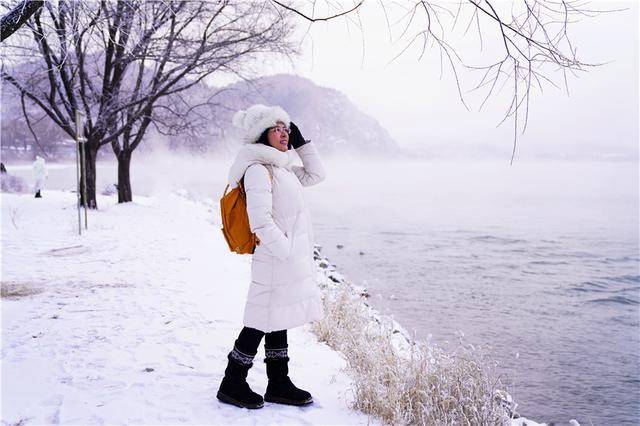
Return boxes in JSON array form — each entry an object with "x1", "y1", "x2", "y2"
[
  {"x1": 312, "y1": 288, "x2": 510, "y2": 425},
  {"x1": 1, "y1": 281, "x2": 44, "y2": 299}
]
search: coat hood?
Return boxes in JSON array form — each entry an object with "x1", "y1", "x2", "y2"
[{"x1": 227, "y1": 143, "x2": 296, "y2": 187}]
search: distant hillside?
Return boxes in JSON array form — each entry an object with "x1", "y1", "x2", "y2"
[
  {"x1": 1, "y1": 73, "x2": 398, "y2": 159},
  {"x1": 212, "y1": 74, "x2": 398, "y2": 154}
]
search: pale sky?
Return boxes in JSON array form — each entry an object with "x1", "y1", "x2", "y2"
[{"x1": 267, "y1": 0, "x2": 639, "y2": 160}]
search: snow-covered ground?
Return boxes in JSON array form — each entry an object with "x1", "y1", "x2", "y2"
[
  {"x1": 1, "y1": 189, "x2": 547, "y2": 425},
  {"x1": 1, "y1": 190, "x2": 377, "y2": 425}
]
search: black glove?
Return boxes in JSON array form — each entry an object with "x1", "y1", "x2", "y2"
[{"x1": 289, "y1": 121, "x2": 309, "y2": 149}]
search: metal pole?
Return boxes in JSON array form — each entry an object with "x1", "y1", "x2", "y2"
[
  {"x1": 75, "y1": 110, "x2": 82, "y2": 235},
  {"x1": 81, "y1": 132, "x2": 88, "y2": 229}
]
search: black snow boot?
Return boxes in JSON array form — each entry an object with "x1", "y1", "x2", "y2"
[
  {"x1": 264, "y1": 354, "x2": 313, "y2": 406},
  {"x1": 217, "y1": 353, "x2": 264, "y2": 409},
  {"x1": 35, "y1": 190, "x2": 42, "y2": 198}
]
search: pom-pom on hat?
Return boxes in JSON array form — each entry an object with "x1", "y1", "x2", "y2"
[{"x1": 232, "y1": 104, "x2": 291, "y2": 144}]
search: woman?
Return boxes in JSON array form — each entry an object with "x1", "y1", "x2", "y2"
[{"x1": 218, "y1": 104, "x2": 326, "y2": 409}]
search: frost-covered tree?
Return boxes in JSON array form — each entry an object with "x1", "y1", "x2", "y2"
[{"x1": 2, "y1": 0, "x2": 294, "y2": 206}]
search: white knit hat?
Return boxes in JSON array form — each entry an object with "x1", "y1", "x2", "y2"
[{"x1": 232, "y1": 104, "x2": 291, "y2": 144}]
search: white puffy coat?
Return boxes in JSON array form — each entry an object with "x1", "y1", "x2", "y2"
[
  {"x1": 32, "y1": 156, "x2": 47, "y2": 191},
  {"x1": 227, "y1": 142, "x2": 326, "y2": 332}
]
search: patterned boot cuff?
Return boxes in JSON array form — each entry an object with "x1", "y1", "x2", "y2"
[
  {"x1": 264, "y1": 347, "x2": 289, "y2": 360},
  {"x1": 229, "y1": 346, "x2": 255, "y2": 366}
]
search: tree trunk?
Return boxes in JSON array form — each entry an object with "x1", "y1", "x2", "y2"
[
  {"x1": 80, "y1": 142, "x2": 99, "y2": 209},
  {"x1": 117, "y1": 150, "x2": 133, "y2": 203}
]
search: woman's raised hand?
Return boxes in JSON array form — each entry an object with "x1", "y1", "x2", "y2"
[{"x1": 289, "y1": 122, "x2": 309, "y2": 149}]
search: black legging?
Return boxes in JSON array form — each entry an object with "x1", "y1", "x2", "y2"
[{"x1": 234, "y1": 326, "x2": 287, "y2": 357}]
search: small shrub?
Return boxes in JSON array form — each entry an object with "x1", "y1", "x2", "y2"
[
  {"x1": 0, "y1": 174, "x2": 27, "y2": 193},
  {"x1": 312, "y1": 287, "x2": 511, "y2": 425},
  {"x1": 1, "y1": 282, "x2": 44, "y2": 299}
]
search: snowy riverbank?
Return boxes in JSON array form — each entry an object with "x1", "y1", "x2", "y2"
[
  {"x1": 1, "y1": 191, "x2": 376, "y2": 424},
  {"x1": 2, "y1": 190, "x2": 544, "y2": 425}
]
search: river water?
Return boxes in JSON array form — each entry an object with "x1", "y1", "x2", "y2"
[{"x1": 304, "y1": 158, "x2": 639, "y2": 425}]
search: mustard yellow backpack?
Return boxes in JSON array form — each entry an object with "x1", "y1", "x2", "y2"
[{"x1": 220, "y1": 166, "x2": 272, "y2": 254}]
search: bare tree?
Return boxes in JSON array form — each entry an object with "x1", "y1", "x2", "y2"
[
  {"x1": 274, "y1": 0, "x2": 615, "y2": 163},
  {"x1": 2, "y1": 0, "x2": 294, "y2": 206},
  {"x1": 0, "y1": 0, "x2": 43, "y2": 42},
  {"x1": 148, "y1": 83, "x2": 229, "y2": 152},
  {"x1": 106, "y1": 1, "x2": 293, "y2": 203},
  {"x1": 1, "y1": 85, "x2": 69, "y2": 159}
]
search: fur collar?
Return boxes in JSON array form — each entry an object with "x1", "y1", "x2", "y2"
[{"x1": 227, "y1": 144, "x2": 296, "y2": 187}]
